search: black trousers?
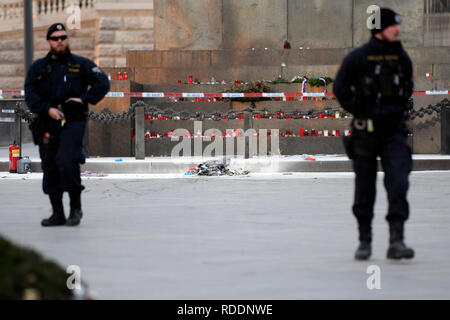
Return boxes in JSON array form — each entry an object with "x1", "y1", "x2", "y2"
[
  {"x1": 39, "y1": 121, "x2": 86, "y2": 195},
  {"x1": 351, "y1": 127, "x2": 412, "y2": 225}
]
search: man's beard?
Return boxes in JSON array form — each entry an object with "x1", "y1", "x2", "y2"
[{"x1": 50, "y1": 45, "x2": 71, "y2": 59}]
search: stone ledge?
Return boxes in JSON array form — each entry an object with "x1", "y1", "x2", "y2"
[{"x1": 1, "y1": 158, "x2": 449, "y2": 174}]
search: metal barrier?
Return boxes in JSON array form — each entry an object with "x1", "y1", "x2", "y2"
[
  {"x1": 0, "y1": 100, "x2": 23, "y2": 155},
  {"x1": 2, "y1": 98, "x2": 449, "y2": 159},
  {"x1": 133, "y1": 105, "x2": 258, "y2": 159},
  {"x1": 130, "y1": 99, "x2": 449, "y2": 159},
  {"x1": 442, "y1": 102, "x2": 450, "y2": 154}
]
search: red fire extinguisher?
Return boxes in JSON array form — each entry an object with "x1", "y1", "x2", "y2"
[{"x1": 9, "y1": 141, "x2": 20, "y2": 173}]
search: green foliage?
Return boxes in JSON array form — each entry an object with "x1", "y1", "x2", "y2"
[
  {"x1": 0, "y1": 234, "x2": 72, "y2": 300},
  {"x1": 324, "y1": 77, "x2": 334, "y2": 85},
  {"x1": 291, "y1": 77, "x2": 305, "y2": 84},
  {"x1": 307, "y1": 78, "x2": 324, "y2": 87}
]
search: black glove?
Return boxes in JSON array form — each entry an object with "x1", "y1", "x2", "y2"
[{"x1": 62, "y1": 100, "x2": 88, "y2": 122}]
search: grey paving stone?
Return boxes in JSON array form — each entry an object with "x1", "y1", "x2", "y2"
[{"x1": 0, "y1": 171, "x2": 449, "y2": 299}]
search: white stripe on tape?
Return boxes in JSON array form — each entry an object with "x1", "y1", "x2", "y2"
[
  {"x1": 0, "y1": 117, "x2": 15, "y2": 122},
  {"x1": 142, "y1": 92, "x2": 165, "y2": 98},
  {"x1": 222, "y1": 93, "x2": 245, "y2": 98},
  {"x1": 1, "y1": 109, "x2": 15, "y2": 113},
  {"x1": 182, "y1": 93, "x2": 205, "y2": 98},
  {"x1": 263, "y1": 93, "x2": 284, "y2": 97},
  {"x1": 302, "y1": 92, "x2": 326, "y2": 97},
  {"x1": 106, "y1": 92, "x2": 125, "y2": 97},
  {"x1": 425, "y1": 90, "x2": 449, "y2": 95}
]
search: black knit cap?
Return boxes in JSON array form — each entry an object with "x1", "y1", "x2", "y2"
[
  {"x1": 371, "y1": 8, "x2": 401, "y2": 35},
  {"x1": 46, "y1": 23, "x2": 66, "y2": 39}
]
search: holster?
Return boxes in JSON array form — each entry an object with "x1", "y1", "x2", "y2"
[
  {"x1": 342, "y1": 135, "x2": 355, "y2": 159},
  {"x1": 29, "y1": 116, "x2": 48, "y2": 146}
]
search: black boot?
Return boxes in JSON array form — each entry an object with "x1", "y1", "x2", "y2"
[
  {"x1": 41, "y1": 193, "x2": 66, "y2": 227},
  {"x1": 66, "y1": 191, "x2": 83, "y2": 226},
  {"x1": 66, "y1": 208, "x2": 83, "y2": 226},
  {"x1": 355, "y1": 223, "x2": 372, "y2": 260},
  {"x1": 387, "y1": 221, "x2": 414, "y2": 260}
]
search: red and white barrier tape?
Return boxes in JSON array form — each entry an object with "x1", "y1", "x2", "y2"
[
  {"x1": 0, "y1": 117, "x2": 26, "y2": 123},
  {"x1": 0, "y1": 90, "x2": 24, "y2": 96},
  {"x1": 1, "y1": 90, "x2": 449, "y2": 98},
  {"x1": 0, "y1": 117, "x2": 15, "y2": 122},
  {"x1": 105, "y1": 91, "x2": 450, "y2": 98},
  {"x1": 413, "y1": 90, "x2": 450, "y2": 95}
]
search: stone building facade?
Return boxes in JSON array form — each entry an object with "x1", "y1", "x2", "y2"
[
  {"x1": 0, "y1": 0, "x2": 448, "y2": 89},
  {"x1": 0, "y1": 0, "x2": 154, "y2": 89}
]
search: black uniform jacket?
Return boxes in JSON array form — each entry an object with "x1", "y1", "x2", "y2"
[
  {"x1": 25, "y1": 51, "x2": 110, "y2": 116},
  {"x1": 333, "y1": 36, "x2": 413, "y2": 125}
]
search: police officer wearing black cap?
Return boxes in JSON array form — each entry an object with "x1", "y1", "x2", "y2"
[
  {"x1": 25, "y1": 23, "x2": 110, "y2": 227},
  {"x1": 334, "y1": 8, "x2": 415, "y2": 260}
]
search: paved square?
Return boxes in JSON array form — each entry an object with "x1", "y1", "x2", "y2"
[{"x1": 1, "y1": 171, "x2": 449, "y2": 299}]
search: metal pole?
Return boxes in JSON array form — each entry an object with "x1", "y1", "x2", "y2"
[
  {"x1": 244, "y1": 112, "x2": 253, "y2": 159},
  {"x1": 24, "y1": 0, "x2": 34, "y2": 73},
  {"x1": 135, "y1": 106, "x2": 145, "y2": 160},
  {"x1": 286, "y1": 0, "x2": 289, "y2": 43},
  {"x1": 442, "y1": 102, "x2": 450, "y2": 155}
]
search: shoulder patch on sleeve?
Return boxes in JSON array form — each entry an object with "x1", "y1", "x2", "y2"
[{"x1": 92, "y1": 66, "x2": 103, "y2": 73}]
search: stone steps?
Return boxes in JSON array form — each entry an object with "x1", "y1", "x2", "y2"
[
  {"x1": 127, "y1": 48, "x2": 450, "y2": 68},
  {"x1": 132, "y1": 66, "x2": 341, "y2": 85},
  {"x1": 126, "y1": 48, "x2": 450, "y2": 87},
  {"x1": 2, "y1": 156, "x2": 450, "y2": 173}
]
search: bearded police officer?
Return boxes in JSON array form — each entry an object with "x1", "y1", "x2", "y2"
[
  {"x1": 25, "y1": 23, "x2": 110, "y2": 227},
  {"x1": 334, "y1": 8, "x2": 415, "y2": 260}
]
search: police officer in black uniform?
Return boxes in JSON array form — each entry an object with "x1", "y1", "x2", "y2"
[
  {"x1": 334, "y1": 8, "x2": 415, "y2": 260},
  {"x1": 25, "y1": 23, "x2": 110, "y2": 227}
]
